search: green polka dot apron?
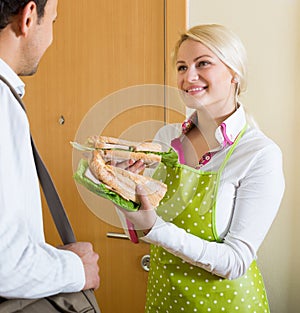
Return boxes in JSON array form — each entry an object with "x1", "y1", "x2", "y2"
[{"x1": 145, "y1": 126, "x2": 270, "y2": 313}]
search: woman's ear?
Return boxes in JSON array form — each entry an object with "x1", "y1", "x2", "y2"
[{"x1": 19, "y1": 1, "x2": 37, "y2": 37}]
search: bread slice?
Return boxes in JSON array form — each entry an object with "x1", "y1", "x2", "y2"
[
  {"x1": 99, "y1": 149, "x2": 161, "y2": 167},
  {"x1": 88, "y1": 135, "x2": 162, "y2": 152}
]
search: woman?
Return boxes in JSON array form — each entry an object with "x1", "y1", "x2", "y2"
[{"x1": 118, "y1": 24, "x2": 285, "y2": 312}]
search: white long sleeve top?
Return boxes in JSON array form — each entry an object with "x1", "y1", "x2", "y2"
[
  {"x1": 143, "y1": 105, "x2": 285, "y2": 279},
  {"x1": 0, "y1": 58, "x2": 85, "y2": 299}
]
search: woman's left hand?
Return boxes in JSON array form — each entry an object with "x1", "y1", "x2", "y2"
[
  {"x1": 111, "y1": 159, "x2": 146, "y2": 174},
  {"x1": 117, "y1": 184, "x2": 157, "y2": 235}
]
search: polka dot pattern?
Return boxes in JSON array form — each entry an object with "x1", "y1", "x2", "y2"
[
  {"x1": 145, "y1": 162, "x2": 270, "y2": 312},
  {"x1": 153, "y1": 163, "x2": 218, "y2": 225}
]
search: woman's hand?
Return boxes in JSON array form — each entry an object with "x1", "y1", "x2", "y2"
[
  {"x1": 112, "y1": 159, "x2": 155, "y2": 234},
  {"x1": 111, "y1": 159, "x2": 146, "y2": 174},
  {"x1": 117, "y1": 184, "x2": 157, "y2": 235}
]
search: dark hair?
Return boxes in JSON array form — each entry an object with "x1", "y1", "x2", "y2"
[{"x1": 0, "y1": 0, "x2": 48, "y2": 30}]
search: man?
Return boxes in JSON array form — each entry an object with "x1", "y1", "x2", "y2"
[{"x1": 0, "y1": 0, "x2": 100, "y2": 299}]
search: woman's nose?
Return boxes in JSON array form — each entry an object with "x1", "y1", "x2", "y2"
[{"x1": 186, "y1": 67, "x2": 199, "y2": 82}]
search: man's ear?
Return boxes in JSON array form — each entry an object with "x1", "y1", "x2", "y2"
[{"x1": 19, "y1": 1, "x2": 37, "y2": 37}]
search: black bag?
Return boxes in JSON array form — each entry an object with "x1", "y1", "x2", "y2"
[{"x1": 0, "y1": 75, "x2": 101, "y2": 313}]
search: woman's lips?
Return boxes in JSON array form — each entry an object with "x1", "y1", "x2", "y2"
[{"x1": 185, "y1": 86, "x2": 207, "y2": 95}]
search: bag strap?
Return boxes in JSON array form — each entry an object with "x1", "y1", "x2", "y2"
[{"x1": 0, "y1": 74, "x2": 76, "y2": 245}]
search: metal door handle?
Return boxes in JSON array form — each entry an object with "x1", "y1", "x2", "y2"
[{"x1": 106, "y1": 232, "x2": 129, "y2": 240}]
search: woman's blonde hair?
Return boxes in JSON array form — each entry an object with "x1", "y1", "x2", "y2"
[{"x1": 173, "y1": 24, "x2": 248, "y2": 96}]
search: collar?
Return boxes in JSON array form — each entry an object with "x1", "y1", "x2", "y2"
[
  {"x1": 214, "y1": 105, "x2": 247, "y2": 149},
  {"x1": 181, "y1": 104, "x2": 247, "y2": 151},
  {"x1": 0, "y1": 58, "x2": 25, "y2": 97}
]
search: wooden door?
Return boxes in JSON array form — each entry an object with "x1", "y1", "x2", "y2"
[{"x1": 23, "y1": 1, "x2": 186, "y2": 312}]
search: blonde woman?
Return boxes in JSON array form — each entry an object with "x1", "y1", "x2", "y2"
[{"x1": 118, "y1": 24, "x2": 285, "y2": 312}]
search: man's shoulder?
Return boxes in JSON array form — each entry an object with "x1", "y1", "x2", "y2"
[{"x1": 0, "y1": 59, "x2": 25, "y2": 95}]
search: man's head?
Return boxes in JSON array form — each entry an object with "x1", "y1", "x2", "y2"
[
  {"x1": 0, "y1": 0, "x2": 58, "y2": 76},
  {"x1": 0, "y1": 1, "x2": 48, "y2": 30}
]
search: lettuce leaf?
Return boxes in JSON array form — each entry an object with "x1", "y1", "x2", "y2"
[
  {"x1": 73, "y1": 159, "x2": 139, "y2": 211},
  {"x1": 160, "y1": 148, "x2": 179, "y2": 167}
]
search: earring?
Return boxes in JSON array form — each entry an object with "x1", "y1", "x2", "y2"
[
  {"x1": 232, "y1": 76, "x2": 239, "y2": 83},
  {"x1": 232, "y1": 76, "x2": 240, "y2": 110}
]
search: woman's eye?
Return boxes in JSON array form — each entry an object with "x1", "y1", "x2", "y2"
[
  {"x1": 197, "y1": 61, "x2": 210, "y2": 67},
  {"x1": 177, "y1": 65, "x2": 187, "y2": 72}
]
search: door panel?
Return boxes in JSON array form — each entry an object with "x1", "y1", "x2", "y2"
[{"x1": 23, "y1": 1, "x2": 186, "y2": 312}]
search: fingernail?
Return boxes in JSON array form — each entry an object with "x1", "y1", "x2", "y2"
[{"x1": 129, "y1": 159, "x2": 134, "y2": 165}]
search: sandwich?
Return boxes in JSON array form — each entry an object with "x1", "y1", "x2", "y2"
[
  {"x1": 72, "y1": 135, "x2": 178, "y2": 211},
  {"x1": 88, "y1": 150, "x2": 167, "y2": 208},
  {"x1": 86, "y1": 136, "x2": 162, "y2": 168}
]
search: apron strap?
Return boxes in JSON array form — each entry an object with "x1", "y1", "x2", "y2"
[
  {"x1": 218, "y1": 123, "x2": 248, "y2": 174},
  {"x1": 211, "y1": 123, "x2": 247, "y2": 242}
]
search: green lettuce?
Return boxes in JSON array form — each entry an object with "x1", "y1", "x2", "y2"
[{"x1": 73, "y1": 159, "x2": 139, "y2": 211}]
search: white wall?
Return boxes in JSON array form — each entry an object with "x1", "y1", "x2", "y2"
[{"x1": 188, "y1": 1, "x2": 299, "y2": 312}]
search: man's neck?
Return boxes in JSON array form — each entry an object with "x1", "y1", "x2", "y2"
[{"x1": 0, "y1": 26, "x2": 21, "y2": 74}]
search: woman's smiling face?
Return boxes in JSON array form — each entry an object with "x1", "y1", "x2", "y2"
[{"x1": 176, "y1": 39, "x2": 236, "y2": 117}]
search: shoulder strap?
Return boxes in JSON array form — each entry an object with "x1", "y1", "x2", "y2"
[{"x1": 0, "y1": 74, "x2": 76, "y2": 245}]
